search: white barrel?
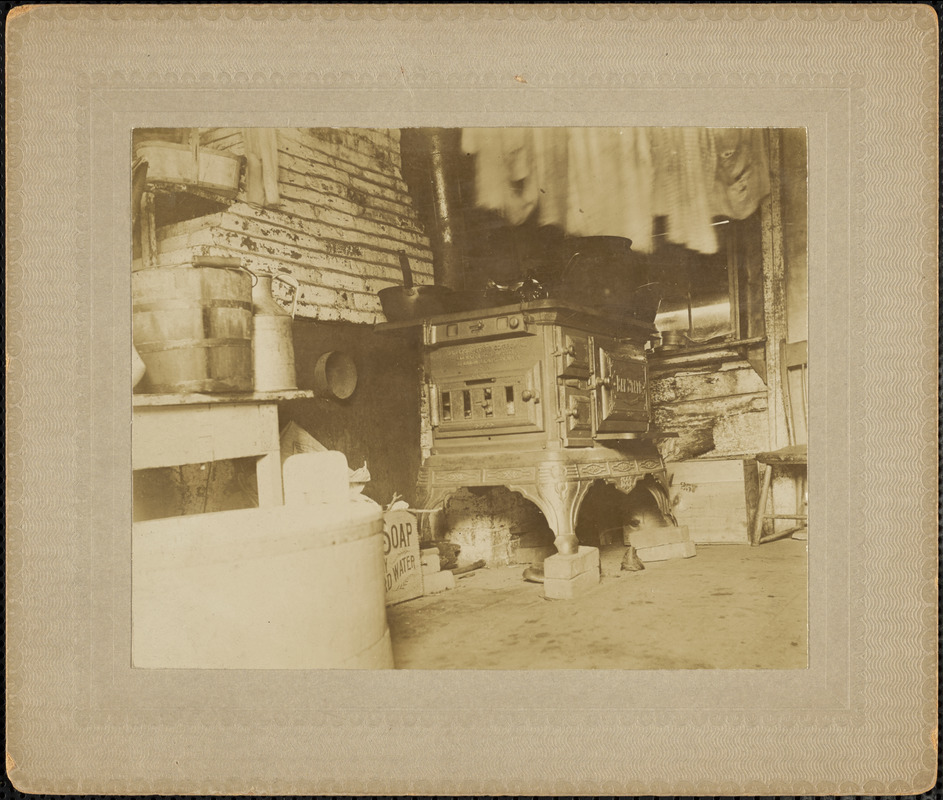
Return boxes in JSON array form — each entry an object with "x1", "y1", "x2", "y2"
[{"x1": 132, "y1": 503, "x2": 392, "y2": 669}]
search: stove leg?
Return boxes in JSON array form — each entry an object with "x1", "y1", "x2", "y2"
[
  {"x1": 528, "y1": 479, "x2": 593, "y2": 556},
  {"x1": 554, "y1": 534, "x2": 580, "y2": 556}
]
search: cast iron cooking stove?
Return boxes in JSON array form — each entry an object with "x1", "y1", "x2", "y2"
[{"x1": 384, "y1": 299, "x2": 677, "y2": 556}]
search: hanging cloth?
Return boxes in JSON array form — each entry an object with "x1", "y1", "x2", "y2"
[
  {"x1": 460, "y1": 127, "x2": 539, "y2": 225},
  {"x1": 651, "y1": 127, "x2": 719, "y2": 254},
  {"x1": 711, "y1": 128, "x2": 771, "y2": 220},
  {"x1": 530, "y1": 127, "x2": 569, "y2": 229},
  {"x1": 565, "y1": 127, "x2": 655, "y2": 252},
  {"x1": 462, "y1": 126, "x2": 770, "y2": 257},
  {"x1": 463, "y1": 126, "x2": 654, "y2": 249}
]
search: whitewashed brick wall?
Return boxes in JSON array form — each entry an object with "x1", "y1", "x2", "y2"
[{"x1": 149, "y1": 127, "x2": 434, "y2": 324}]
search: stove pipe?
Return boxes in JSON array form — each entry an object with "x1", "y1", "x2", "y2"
[{"x1": 425, "y1": 128, "x2": 465, "y2": 291}]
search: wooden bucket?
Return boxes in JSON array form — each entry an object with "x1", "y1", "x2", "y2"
[
  {"x1": 133, "y1": 128, "x2": 241, "y2": 197},
  {"x1": 132, "y1": 265, "x2": 253, "y2": 393}
]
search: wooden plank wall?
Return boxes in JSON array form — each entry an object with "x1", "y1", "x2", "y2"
[{"x1": 151, "y1": 127, "x2": 435, "y2": 324}]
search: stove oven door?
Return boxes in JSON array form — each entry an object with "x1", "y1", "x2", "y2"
[
  {"x1": 558, "y1": 378, "x2": 594, "y2": 447},
  {"x1": 591, "y1": 336, "x2": 649, "y2": 437},
  {"x1": 427, "y1": 335, "x2": 544, "y2": 439},
  {"x1": 431, "y1": 365, "x2": 544, "y2": 438},
  {"x1": 553, "y1": 327, "x2": 594, "y2": 447}
]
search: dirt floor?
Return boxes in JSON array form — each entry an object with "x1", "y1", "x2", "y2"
[{"x1": 386, "y1": 538, "x2": 807, "y2": 670}]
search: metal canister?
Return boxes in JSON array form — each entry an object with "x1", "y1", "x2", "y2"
[{"x1": 251, "y1": 272, "x2": 300, "y2": 392}]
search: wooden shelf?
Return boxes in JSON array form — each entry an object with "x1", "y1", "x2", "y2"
[
  {"x1": 133, "y1": 389, "x2": 315, "y2": 408},
  {"x1": 647, "y1": 336, "x2": 767, "y2": 380}
]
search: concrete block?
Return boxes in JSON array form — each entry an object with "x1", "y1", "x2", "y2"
[
  {"x1": 624, "y1": 525, "x2": 689, "y2": 549},
  {"x1": 421, "y1": 554, "x2": 441, "y2": 575},
  {"x1": 544, "y1": 567, "x2": 600, "y2": 600},
  {"x1": 423, "y1": 570, "x2": 455, "y2": 594},
  {"x1": 543, "y1": 546, "x2": 600, "y2": 580},
  {"x1": 636, "y1": 540, "x2": 697, "y2": 563}
]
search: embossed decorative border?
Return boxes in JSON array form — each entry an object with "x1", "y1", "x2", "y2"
[{"x1": 5, "y1": 4, "x2": 938, "y2": 795}]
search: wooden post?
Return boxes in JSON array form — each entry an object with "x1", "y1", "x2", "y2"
[
  {"x1": 750, "y1": 464, "x2": 772, "y2": 546},
  {"x1": 140, "y1": 190, "x2": 157, "y2": 269},
  {"x1": 255, "y1": 403, "x2": 284, "y2": 506},
  {"x1": 742, "y1": 457, "x2": 760, "y2": 539},
  {"x1": 760, "y1": 129, "x2": 789, "y2": 452}
]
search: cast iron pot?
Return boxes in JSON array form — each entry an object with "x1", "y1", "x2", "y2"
[{"x1": 554, "y1": 236, "x2": 663, "y2": 322}]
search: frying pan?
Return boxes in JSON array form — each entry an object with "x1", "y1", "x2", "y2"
[{"x1": 378, "y1": 252, "x2": 455, "y2": 321}]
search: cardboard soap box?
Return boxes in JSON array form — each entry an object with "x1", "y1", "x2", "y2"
[{"x1": 383, "y1": 509, "x2": 423, "y2": 606}]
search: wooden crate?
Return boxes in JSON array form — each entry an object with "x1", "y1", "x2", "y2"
[{"x1": 667, "y1": 459, "x2": 752, "y2": 544}]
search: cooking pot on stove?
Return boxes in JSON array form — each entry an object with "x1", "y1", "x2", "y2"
[
  {"x1": 553, "y1": 236, "x2": 662, "y2": 322},
  {"x1": 378, "y1": 252, "x2": 457, "y2": 322}
]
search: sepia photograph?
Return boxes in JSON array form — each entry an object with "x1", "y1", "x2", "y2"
[
  {"x1": 130, "y1": 125, "x2": 809, "y2": 671},
  {"x1": 6, "y1": 5, "x2": 937, "y2": 795}
]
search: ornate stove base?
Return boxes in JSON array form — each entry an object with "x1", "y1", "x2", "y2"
[{"x1": 418, "y1": 442, "x2": 676, "y2": 555}]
